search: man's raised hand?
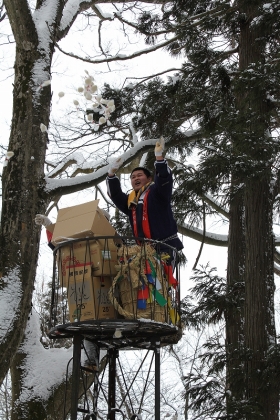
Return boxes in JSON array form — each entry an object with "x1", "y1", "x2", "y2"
[
  {"x1": 108, "y1": 157, "x2": 123, "y2": 176},
  {"x1": 35, "y1": 214, "x2": 52, "y2": 227},
  {"x1": 154, "y1": 136, "x2": 165, "y2": 157}
]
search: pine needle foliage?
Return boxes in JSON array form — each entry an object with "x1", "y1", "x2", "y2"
[
  {"x1": 100, "y1": 1, "x2": 280, "y2": 418},
  {"x1": 181, "y1": 265, "x2": 227, "y2": 327}
]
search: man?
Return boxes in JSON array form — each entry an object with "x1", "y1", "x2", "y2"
[{"x1": 106, "y1": 138, "x2": 183, "y2": 256}]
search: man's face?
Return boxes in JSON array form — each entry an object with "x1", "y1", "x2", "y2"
[{"x1": 131, "y1": 170, "x2": 152, "y2": 192}]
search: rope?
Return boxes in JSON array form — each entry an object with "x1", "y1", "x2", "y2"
[{"x1": 108, "y1": 243, "x2": 166, "y2": 320}]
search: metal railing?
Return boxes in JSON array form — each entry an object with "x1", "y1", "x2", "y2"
[{"x1": 49, "y1": 236, "x2": 181, "y2": 330}]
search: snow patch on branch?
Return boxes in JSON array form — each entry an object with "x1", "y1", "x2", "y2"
[
  {"x1": 275, "y1": 236, "x2": 280, "y2": 246},
  {"x1": 0, "y1": 267, "x2": 22, "y2": 341},
  {"x1": 60, "y1": 0, "x2": 92, "y2": 31},
  {"x1": 46, "y1": 152, "x2": 85, "y2": 177},
  {"x1": 32, "y1": 59, "x2": 52, "y2": 95},
  {"x1": 32, "y1": 1, "x2": 59, "y2": 90},
  {"x1": 94, "y1": 4, "x2": 114, "y2": 20},
  {"x1": 46, "y1": 153, "x2": 108, "y2": 178},
  {"x1": 18, "y1": 311, "x2": 72, "y2": 403},
  {"x1": 182, "y1": 223, "x2": 228, "y2": 242},
  {"x1": 139, "y1": 152, "x2": 148, "y2": 167},
  {"x1": 33, "y1": 0, "x2": 59, "y2": 49},
  {"x1": 33, "y1": 0, "x2": 58, "y2": 42},
  {"x1": 45, "y1": 159, "x2": 113, "y2": 191},
  {"x1": 204, "y1": 193, "x2": 229, "y2": 216}
]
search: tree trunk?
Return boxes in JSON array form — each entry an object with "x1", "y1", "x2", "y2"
[
  {"x1": 0, "y1": 1, "x2": 54, "y2": 388},
  {"x1": 244, "y1": 177, "x2": 277, "y2": 419},
  {"x1": 226, "y1": 183, "x2": 245, "y2": 413},
  {"x1": 0, "y1": 39, "x2": 51, "y2": 384},
  {"x1": 237, "y1": 1, "x2": 279, "y2": 417}
]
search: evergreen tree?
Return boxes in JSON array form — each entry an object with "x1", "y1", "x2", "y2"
[{"x1": 101, "y1": 0, "x2": 280, "y2": 418}]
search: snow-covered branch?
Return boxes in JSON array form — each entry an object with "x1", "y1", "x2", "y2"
[
  {"x1": 91, "y1": 4, "x2": 114, "y2": 21},
  {"x1": 274, "y1": 262, "x2": 280, "y2": 276},
  {"x1": 178, "y1": 223, "x2": 228, "y2": 247},
  {"x1": 45, "y1": 138, "x2": 159, "y2": 195},
  {"x1": 178, "y1": 226, "x2": 280, "y2": 248},
  {"x1": 45, "y1": 129, "x2": 200, "y2": 197},
  {"x1": 47, "y1": 154, "x2": 84, "y2": 178},
  {"x1": 59, "y1": 0, "x2": 95, "y2": 34}
]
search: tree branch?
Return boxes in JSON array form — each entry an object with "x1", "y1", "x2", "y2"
[
  {"x1": 178, "y1": 223, "x2": 228, "y2": 247},
  {"x1": 54, "y1": 34, "x2": 180, "y2": 64},
  {"x1": 202, "y1": 193, "x2": 229, "y2": 219},
  {"x1": 122, "y1": 67, "x2": 182, "y2": 88},
  {"x1": 0, "y1": 1, "x2": 6, "y2": 22},
  {"x1": 113, "y1": 12, "x2": 171, "y2": 37},
  {"x1": 45, "y1": 130, "x2": 200, "y2": 197},
  {"x1": 193, "y1": 201, "x2": 206, "y2": 269},
  {"x1": 4, "y1": 0, "x2": 37, "y2": 46}
]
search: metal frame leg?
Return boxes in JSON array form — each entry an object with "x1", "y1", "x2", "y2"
[
  {"x1": 71, "y1": 334, "x2": 82, "y2": 420},
  {"x1": 108, "y1": 347, "x2": 118, "y2": 420},
  {"x1": 155, "y1": 342, "x2": 161, "y2": 420}
]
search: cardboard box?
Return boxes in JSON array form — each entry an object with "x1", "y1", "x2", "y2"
[
  {"x1": 68, "y1": 276, "x2": 115, "y2": 321},
  {"x1": 51, "y1": 200, "x2": 115, "y2": 246},
  {"x1": 57, "y1": 238, "x2": 118, "y2": 286}
]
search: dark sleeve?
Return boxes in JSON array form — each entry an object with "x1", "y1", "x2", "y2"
[
  {"x1": 106, "y1": 175, "x2": 130, "y2": 215},
  {"x1": 153, "y1": 159, "x2": 173, "y2": 200}
]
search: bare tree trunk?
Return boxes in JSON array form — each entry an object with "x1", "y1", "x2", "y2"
[{"x1": 0, "y1": 0, "x2": 55, "y2": 402}]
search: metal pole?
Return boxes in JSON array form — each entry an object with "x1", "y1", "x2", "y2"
[
  {"x1": 92, "y1": 367, "x2": 99, "y2": 417},
  {"x1": 155, "y1": 342, "x2": 161, "y2": 420},
  {"x1": 71, "y1": 334, "x2": 82, "y2": 420},
  {"x1": 108, "y1": 347, "x2": 118, "y2": 420}
]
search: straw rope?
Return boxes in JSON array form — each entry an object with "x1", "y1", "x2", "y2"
[{"x1": 108, "y1": 243, "x2": 168, "y2": 322}]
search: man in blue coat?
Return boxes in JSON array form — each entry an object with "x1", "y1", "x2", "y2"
[{"x1": 106, "y1": 138, "x2": 183, "y2": 257}]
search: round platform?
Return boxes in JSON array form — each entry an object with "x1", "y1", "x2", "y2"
[{"x1": 48, "y1": 319, "x2": 182, "y2": 348}]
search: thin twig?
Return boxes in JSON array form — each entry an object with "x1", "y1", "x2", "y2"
[{"x1": 192, "y1": 201, "x2": 206, "y2": 270}]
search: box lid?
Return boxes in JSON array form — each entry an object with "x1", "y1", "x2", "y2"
[
  {"x1": 55, "y1": 200, "x2": 99, "y2": 222},
  {"x1": 52, "y1": 200, "x2": 115, "y2": 244}
]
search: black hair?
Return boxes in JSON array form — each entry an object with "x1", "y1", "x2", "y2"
[{"x1": 130, "y1": 167, "x2": 152, "y2": 178}]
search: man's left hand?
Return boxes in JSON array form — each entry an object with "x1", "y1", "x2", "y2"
[{"x1": 154, "y1": 136, "x2": 165, "y2": 156}]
